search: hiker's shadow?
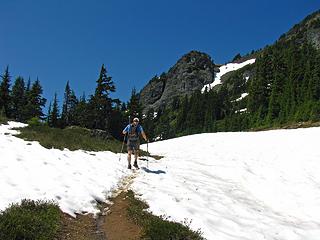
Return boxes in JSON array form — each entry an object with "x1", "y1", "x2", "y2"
[{"x1": 141, "y1": 167, "x2": 166, "y2": 174}]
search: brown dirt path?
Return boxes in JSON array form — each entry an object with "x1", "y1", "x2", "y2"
[{"x1": 58, "y1": 171, "x2": 142, "y2": 240}]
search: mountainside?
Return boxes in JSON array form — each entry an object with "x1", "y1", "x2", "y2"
[
  {"x1": 139, "y1": 51, "x2": 216, "y2": 112},
  {"x1": 139, "y1": 10, "x2": 320, "y2": 140},
  {"x1": 279, "y1": 9, "x2": 320, "y2": 49}
]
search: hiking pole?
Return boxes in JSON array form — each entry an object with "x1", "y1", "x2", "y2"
[
  {"x1": 119, "y1": 133, "x2": 126, "y2": 161},
  {"x1": 147, "y1": 140, "x2": 149, "y2": 168},
  {"x1": 119, "y1": 115, "x2": 130, "y2": 162}
]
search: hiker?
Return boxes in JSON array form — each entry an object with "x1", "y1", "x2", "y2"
[{"x1": 122, "y1": 117, "x2": 148, "y2": 169}]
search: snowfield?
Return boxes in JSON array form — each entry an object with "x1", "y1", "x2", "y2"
[
  {"x1": 1, "y1": 122, "x2": 320, "y2": 240},
  {"x1": 0, "y1": 121, "x2": 131, "y2": 217},
  {"x1": 133, "y1": 128, "x2": 320, "y2": 240},
  {"x1": 202, "y1": 59, "x2": 256, "y2": 93}
]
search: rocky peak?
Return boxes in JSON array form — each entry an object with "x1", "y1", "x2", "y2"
[
  {"x1": 280, "y1": 10, "x2": 320, "y2": 49},
  {"x1": 139, "y1": 51, "x2": 216, "y2": 113}
]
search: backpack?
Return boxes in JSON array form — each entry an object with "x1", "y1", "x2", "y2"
[{"x1": 128, "y1": 124, "x2": 139, "y2": 141}]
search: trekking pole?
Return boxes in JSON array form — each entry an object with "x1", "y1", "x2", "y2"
[
  {"x1": 119, "y1": 133, "x2": 126, "y2": 161},
  {"x1": 147, "y1": 140, "x2": 149, "y2": 168},
  {"x1": 119, "y1": 115, "x2": 131, "y2": 162}
]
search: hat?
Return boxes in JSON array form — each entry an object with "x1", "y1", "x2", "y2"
[{"x1": 133, "y1": 117, "x2": 139, "y2": 122}]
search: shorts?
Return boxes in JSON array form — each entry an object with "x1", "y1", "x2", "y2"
[{"x1": 127, "y1": 139, "x2": 140, "y2": 151}]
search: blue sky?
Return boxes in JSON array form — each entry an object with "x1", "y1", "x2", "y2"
[{"x1": 0, "y1": 0, "x2": 318, "y2": 105}]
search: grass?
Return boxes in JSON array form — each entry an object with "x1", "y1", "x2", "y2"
[
  {"x1": 0, "y1": 199, "x2": 61, "y2": 240},
  {"x1": 14, "y1": 124, "x2": 152, "y2": 155},
  {"x1": 126, "y1": 190, "x2": 205, "y2": 240},
  {"x1": 0, "y1": 115, "x2": 8, "y2": 124},
  {"x1": 15, "y1": 124, "x2": 124, "y2": 152}
]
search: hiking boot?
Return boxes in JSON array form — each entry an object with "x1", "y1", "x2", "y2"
[
  {"x1": 128, "y1": 164, "x2": 132, "y2": 169},
  {"x1": 133, "y1": 161, "x2": 139, "y2": 169}
]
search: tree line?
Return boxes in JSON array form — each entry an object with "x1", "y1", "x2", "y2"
[{"x1": 0, "y1": 64, "x2": 143, "y2": 140}]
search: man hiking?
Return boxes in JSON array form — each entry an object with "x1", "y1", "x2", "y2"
[{"x1": 122, "y1": 117, "x2": 148, "y2": 169}]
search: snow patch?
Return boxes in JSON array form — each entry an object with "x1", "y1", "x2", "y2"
[
  {"x1": 233, "y1": 93, "x2": 249, "y2": 102},
  {"x1": 0, "y1": 122, "x2": 132, "y2": 217},
  {"x1": 202, "y1": 59, "x2": 256, "y2": 92},
  {"x1": 133, "y1": 127, "x2": 320, "y2": 239},
  {"x1": 235, "y1": 108, "x2": 247, "y2": 113}
]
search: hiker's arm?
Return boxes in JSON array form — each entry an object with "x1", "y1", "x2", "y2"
[
  {"x1": 141, "y1": 131, "x2": 147, "y2": 141},
  {"x1": 122, "y1": 125, "x2": 129, "y2": 135}
]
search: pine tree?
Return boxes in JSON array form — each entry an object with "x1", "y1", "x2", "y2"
[
  {"x1": 47, "y1": 102, "x2": 52, "y2": 124},
  {"x1": 61, "y1": 81, "x2": 71, "y2": 127},
  {"x1": 48, "y1": 93, "x2": 59, "y2": 127},
  {"x1": 91, "y1": 64, "x2": 116, "y2": 130},
  {"x1": 25, "y1": 78, "x2": 47, "y2": 120},
  {"x1": 0, "y1": 66, "x2": 11, "y2": 117},
  {"x1": 74, "y1": 93, "x2": 88, "y2": 127},
  {"x1": 127, "y1": 88, "x2": 142, "y2": 120},
  {"x1": 11, "y1": 76, "x2": 26, "y2": 121},
  {"x1": 61, "y1": 81, "x2": 78, "y2": 127}
]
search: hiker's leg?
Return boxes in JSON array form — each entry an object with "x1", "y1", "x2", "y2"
[
  {"x1": 134, "y1": 150, "x2": 139, "y2": 162},
  {"x1": 133, "y1": 149, "x2": 139, "y2": 169},
  {"x1": 127, "y1": 150, "x2": 132, "y2": 165}
]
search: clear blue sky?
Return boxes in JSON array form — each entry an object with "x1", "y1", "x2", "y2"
[{"x1": 0, "y1": 0, "x2": 318, "y2": 105}]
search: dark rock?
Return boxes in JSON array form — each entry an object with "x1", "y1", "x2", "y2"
[{"x1": 139, "y1": 51, "x2": 216, "y2": 112}]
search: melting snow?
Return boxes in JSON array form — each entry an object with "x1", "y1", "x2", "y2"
[{"x1": 202, "y1": 59, "x2": 256, "y2": 92}]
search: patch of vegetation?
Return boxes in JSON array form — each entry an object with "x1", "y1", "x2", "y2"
[
  {"x1": 15, "y1": 124, "x2": 124, "y2": 152},
  {"x1": 126, "y1": 190, "x2": 205, "y2": 240},
  {"x1": 251, "y1": 120, "x2": 320, "y2": 131},
  {"x1": 0, "y1": 115, "x2": 8, "y2": 124},
  {"x1": 0, "y1": 199, "x2": 61, "y2": 240}
]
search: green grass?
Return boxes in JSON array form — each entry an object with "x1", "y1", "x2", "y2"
[
  {"x1": 126, "y1": 190, "x2": 205, "y2": 240},
  {"x1": 0, "y1": 199, "x2": 61, "y2": 240},
  {"x1": 0, "y1": 115, "x2": 8, "y2": 124},
  {"x1": 15, "y1": 124, "x2": 124, "y2": 152}
]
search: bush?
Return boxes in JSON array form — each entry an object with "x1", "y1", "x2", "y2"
[
  {"x1": 27, "y1": 117, "x2": 43, "y2": 127},
  {"x1": 0, "y1": 199, "x2": 61, "y2": 240}
]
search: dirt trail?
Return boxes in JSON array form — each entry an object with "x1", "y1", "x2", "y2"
[
  {"x1": 98, "y1": 172, "x2": 142, "y2": 240},
  {"x1": 59, "y1": 171, "x2": 142, "y2": 240}
]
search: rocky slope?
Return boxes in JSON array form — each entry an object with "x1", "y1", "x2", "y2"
[
  {"x1": 139, "y1": 10, "x2": 320, "y2": 113},
  {"x1": 139, "y1": 51, "x2": 216, "y2": 112}
]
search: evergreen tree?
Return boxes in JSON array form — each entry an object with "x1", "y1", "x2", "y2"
[
  {"x1": 61, "y1": 81, "x2": 78, "y2": 127},
  {"x1": 61, "y1": 81, "x2": 71, "y2": 127},
  {"x1": 47, "y1": 102, "x2": 52, "y2": 124},
  {"x1": 48, "y1": 93, "x2": 59, "y2": 127},
  {"x1": 127, "y1": 88, "x2": 142, "y2": 120},
  {"x1": 25, "y1": 79, "x2": 47, "y2": 120},
  {"x1": 91, "y1": 64, "x2": 115, "y2": 130},
  {"x1": 11, "y1": 76, "x2": 26, "y2": 121},
  {"x1": 0, "y1": 66, "x2": 11, "y2": 117},
  {"x1": 74, "y1": 93, "x2": 88, "y2": 127}
]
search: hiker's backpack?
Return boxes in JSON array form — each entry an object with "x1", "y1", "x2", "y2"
[{"x1": 128, "y1": 124, "x2": 140, "y2": 141}]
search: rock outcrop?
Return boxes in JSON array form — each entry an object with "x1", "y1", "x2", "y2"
[{"x1": 139, "y1": 51, "x2": 216, "y2": 112}]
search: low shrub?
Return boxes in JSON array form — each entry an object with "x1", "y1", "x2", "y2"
[{"x1": 0, "y1": 199, "x2": 61, "y2": 240}]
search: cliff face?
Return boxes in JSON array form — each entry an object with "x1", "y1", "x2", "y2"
[
  {"x1": 139, "y1": 51, "x2": 216, "y2": 112},
  {"x1": 280, "y1": 10, "x2": 320, "y2": 49}
]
